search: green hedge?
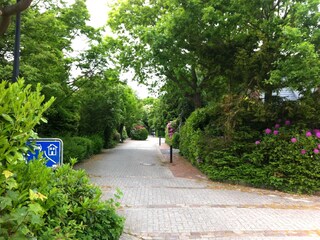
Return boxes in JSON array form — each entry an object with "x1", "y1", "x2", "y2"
[
  {"x1": 62, "y1": 134, "x2": 105, "y2": 164},
  {"x1": 62, "y1": 136, "x2": 94, "y2": 164},
  {"x1": 87, "y1": 134, "x2": 105, "y2": 154},
  {"x1": 180, "y1": 107, "x2": 320, "y2": 194}
]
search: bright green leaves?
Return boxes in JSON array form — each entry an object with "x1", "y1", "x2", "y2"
[
  {"x1": 0, "y1": 80, "x2": 54, "y2": 237},
  {"x1": 29, "y1": 189, "x2": 47, "y2": 202},
  {"x1": 0, "y1": 80, "x2": 54, "y2": 167}
]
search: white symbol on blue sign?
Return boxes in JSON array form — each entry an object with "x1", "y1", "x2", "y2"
[
  {"x1": 26, "y1": 139, "x2": 63, "y2": 168},
  {"x1": 48, "y1": 144, "x2": 58, "y2": 156}
]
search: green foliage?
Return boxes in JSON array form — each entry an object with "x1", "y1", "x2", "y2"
[
  {"x1": 130, "y1": 125, "x2": 148, "y2": 140},
  {"x1": 179, "y1": 108, "x2": 213, "y2": 164},
  {"x1": 62, "y1": 136, "x2": 95, "y2": 164},
  {"x1": 87, "y1": 134, "x2": 105, "y2": 154},
  {"x1": 112, "y1": 130, "x2": 121, "y2": 144},
  {"x1": 0, "y1": 80, "x2": 54, "y2": 167},
  {"x1": 62, "y1": 134, "x2": 105, "y2": 164},
  {"x1": 122, "y1": 127, "x2": 128, "y2": 141},
  {"x1": 171, "y1": 133, "x2": 180, "y2": 149},
  {"x1": 244, "y1": 126, "x2": 320, "y2": 193},
  {"x1": 1, "y1": 1, "x2": 100, "y2": 136},
  {"x1": 180, "y1": 102, "x2": 320, "y2": 194},
  {"x1": 0, "y1": 80, "x2": 124, "y2": 238},
  {"x1": 0, "y1": 160, "x2": 124, "y2": 239}
]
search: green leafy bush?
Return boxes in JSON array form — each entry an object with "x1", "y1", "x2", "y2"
[
  {"x1": 165, "y1": 120, "x2": 179, "y2": 147},
  {"x1": 180, "y1": 103, "x2": 320, "y2": 194},
  {"x1": 0, "y1": 80, "x2": 54, "y2": 167},
  {"x1": 0, "y1": 80, "x2": 124, "y2": 238},
  {"x1": 122, "y1": 127, "x2": 128, "y2": 140},
  {"x1": 1, "y1": 160, "x2": 124, "y2": 239},
  {"x1": 130, "y1": 125, "x2": 148, "y2": 140},
  {"x1": 113, "y1": 130, "x2": 121, "y2": 143},
  {"x1": 62, "y1": 136, "x2": 94, "y2": 163},
  {"x1": 172, "y1": 132, "x2": 180, "y2": 149},
  {"x1": 88, "y1": 134, "x2": 105, "y2": 154},
  {"x1": 103, "y1": 128, "x2": 121, "y2": 148},
  {"x1": 244, "y1": 124, "x2": 320, "y2": 193},
  {"x1": 179, "y1": 109, "x2": 209, "y2": 164}
]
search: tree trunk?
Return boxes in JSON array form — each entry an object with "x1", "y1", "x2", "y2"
[
  {"x1": 264, "y1": 89, "x2": 272, "y2": 103},
  {"x1": 192, "y1": 92, "x2": 202, "y2": 109},
  {"x1": 118, "y1": 123, "x2": 124, "y2": 143},
  {"x1": 0, "y1": 0, "x2": 33, "y2": 35}
]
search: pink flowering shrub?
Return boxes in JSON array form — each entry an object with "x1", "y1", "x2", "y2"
[
  {"x1": 179, "y1": 99, "x2": 320, "y2": 194},
  {"x1": 247, "y1": 120, "x2": 320, "y2": 193},
  {"x1": 130, "y1": 124, "x2": 148, "y2": 140},
  {"x1": 165, "y1": 119, "x2": 180, "y2": 148}
]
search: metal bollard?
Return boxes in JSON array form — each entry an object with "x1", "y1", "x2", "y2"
[{"x1": 170, "y1": 145, "x2": 173, "y2": 163}]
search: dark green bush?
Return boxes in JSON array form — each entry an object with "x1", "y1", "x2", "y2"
[
  {"x1": 88, "y1": 134, "x2": 105, "y2": 154},
  {"x1": 62, "y1": 136, "x2": 94, "y2": 163},
  {"x1": 131, "y1": 125, "x2": 148, "y2": 140},
  {"x1": 179, "y1": 109, "x2": 209, "y2": 164},
  {"x1": 113, "y1": 130, "x2": 121, "y2": 143},
  {"x1": 122, "y1": 127, "x2": 128, "y2": 140},
  {"x1": 103, "y1": 128, "x2": 121, "y2": 148}
]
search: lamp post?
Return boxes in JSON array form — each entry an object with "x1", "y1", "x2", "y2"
[{"x1": 12, "y1": 0, "x2": 21, "y2": 82}]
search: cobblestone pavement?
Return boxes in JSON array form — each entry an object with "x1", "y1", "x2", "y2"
[{"x1": 76, "y1": 137, "x2": 320, "y2": 240}]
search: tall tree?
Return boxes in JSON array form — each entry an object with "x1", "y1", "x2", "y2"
[
  {"x1": 0, "y1": 0, "x2": 33, "y2": 35},
  {"x1": 1, "y1": 0, "x2": 100, "y2": 136},
  {"x1": 108, "y1": 0, "x2": 320, "y2": 107}
]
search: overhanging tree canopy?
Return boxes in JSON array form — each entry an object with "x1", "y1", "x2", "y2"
[{"x1": 108, "y1": 0, "x2": 320, "y2": 108}]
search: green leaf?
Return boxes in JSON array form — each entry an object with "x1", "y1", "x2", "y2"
[
  {"x1": 0, "y1": 196, "x2": 12, "y2": 210},
  {"x1": 30, "y1": 214, "x2": 43, "y2": 225},
  {"x1": 40, "y1": 117, "x2": 48, "y2": 123},
  {"x1": 1, "y1": 114, "x2": 14, "y2": 123},
  {"x1": 6, "y1": 178, "x2": 18, "y2": 190},
  {"x1": 11, "y1": 207, "x2": 28, "y2": 225},
  {"x1": 29, "y1": 202, "x2": 45, "y2": 215}
]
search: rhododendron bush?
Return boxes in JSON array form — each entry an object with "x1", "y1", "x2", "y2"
[
  {"x1": 246, "y1": 120, "x2": 320, "y2": 193},
  {"x1": 179, "y1": 98, "x2": 320, "y2": 194}
]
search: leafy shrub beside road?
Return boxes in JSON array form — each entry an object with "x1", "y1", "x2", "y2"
[
  {"x1": 0, "y1": 80, "x2": 124, "y2": 239},
  {"x1": 131, "y1": 125, "x2": 148, "y2": 140},
  {"x1": 1, "y1": 160, "x2": 124, "y2": 239},
  {"x1": 62, "y1": 136, "x2": 94, "y2": 164},
  {"x1": 179, "y1": 101, "x2": 320, "y2": 194}
]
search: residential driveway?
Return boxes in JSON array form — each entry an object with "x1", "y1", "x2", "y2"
[{"x1": 76, "y1": 137, "x2": 320, "y2": 240}]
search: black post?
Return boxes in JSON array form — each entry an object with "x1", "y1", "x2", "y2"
[
  {"x1": 170, "y1": 145, "x2": 173, "y2": 163},
  {"x1": 159, "y1": 136, "x2": 161, "y2": 146},
  {"x1": 12, "y1": 0, "x2": 21, "y2": 82}
]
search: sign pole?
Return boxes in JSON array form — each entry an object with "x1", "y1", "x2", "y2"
[{"x1": 12, "y1": 0, "x2": 21, "y2": 82}]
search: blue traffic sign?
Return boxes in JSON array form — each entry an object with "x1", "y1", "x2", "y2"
[{"x1": 27, "y1": 138, "x2": 63, "y2": 167}]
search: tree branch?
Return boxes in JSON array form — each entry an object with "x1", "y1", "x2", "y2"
[{"x1": 0, "y1": 0, "x2": 33, "y2": 35}]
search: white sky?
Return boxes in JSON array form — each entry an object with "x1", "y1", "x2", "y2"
[{"x1": 70, "y1": 0, "x2": 151, "y2": 99}]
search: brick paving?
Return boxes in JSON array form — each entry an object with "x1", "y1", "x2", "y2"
[{"x1": 76, "y1": 137, "x2": 320, "y2": 240}]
